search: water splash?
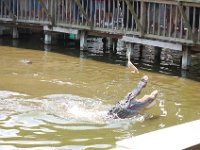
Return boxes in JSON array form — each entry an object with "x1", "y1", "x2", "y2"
[{"x1": 0, "y1": 90, "x2": 146, "y2": 125}]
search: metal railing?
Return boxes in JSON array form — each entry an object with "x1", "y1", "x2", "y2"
[{"x1": 0, "y1": 0, "x2": 200, "y2": 45}]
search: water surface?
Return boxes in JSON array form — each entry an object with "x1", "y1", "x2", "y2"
[{"x1": 0, "y1": 36, "x2": 200, "y2": 149}]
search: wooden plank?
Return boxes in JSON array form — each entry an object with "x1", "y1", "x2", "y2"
[
  {"x1": 125, "y1": 0, "x2": 145, "y2": 37},
  {"x1": 157, "y1": 4, "x2": 161, "y2": 35},
  {"x1": 38, "y1": 0, "x2": 53, "y2": 24},
  {"x1": 191, "y1": 45, "x2": 200, "y2": 52},
  {"x1": 163, "y1": 4, "x2": 166, "y2": 36},
  {"x1": 153, "y1": 3, "x2": 156, "y2": 34},
  {"x1": 168, "y1": 4, "x2": 173, "y2": 37},
  {"x1": 0, "y1": 21, "x2": 43, "y2": 30},
  {"x1": 43, "y1": 25, "x2": 78, "y2": 34},
  {"x1": 147, "y1": 3, "x2": 150, "y2": 34},
  {"x1": 134, "y1": 0, "x2": 200, "y2": 5},
  {"x1": 88, "y1": 31, "x2": 123, "y2": 38},
  {"x1": 2, "y1": 0, "x2": 16, "y2": 21},
  {"x1": 177, "y1": 1, "x2": 196, "y2": 44},
  {"x1": 174, "y1": 6, "x2": 178, "y2": 38},
  {"x1": 122, "y1": 35, "x2": 182, "y2": 50},
  {"x1": 114, "y1": 120, "x2": 200, "y2": 150},
  {"x1": 198, "y1": 9, "x2": 200, "y2": 41},
  {"x1": 74, "y1": 0, "x2": 93, "y2": 29},
  {"x1": 145, "y1": 34, "x2": 194, "y2": 44},
  {"x1": 141, "y1": 2, "x2": 147, "y2": 32}
]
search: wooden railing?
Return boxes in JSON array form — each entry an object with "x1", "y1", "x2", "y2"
[{"x1": 0, "y1": 0, "x2": 200, "y2": 45}]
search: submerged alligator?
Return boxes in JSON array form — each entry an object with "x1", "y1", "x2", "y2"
[{"x1": 107, "y1": 76, "x2": 158, "y2": 119}]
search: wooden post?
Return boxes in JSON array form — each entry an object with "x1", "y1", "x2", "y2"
[
  {"x1": 112, "y1": 38, "x2": 118, "y2": 54},
  {"x1": 44, "y1": 31, "x2": 52, "y2": 45},
  {"x1": 12, "y1": 39, "x2": 19, "y2": 47},
  {"x1": 182, "y1": 46, "x2": 191, "y2": 70},
  {"x1": 12, "y1": 27, "x2": 19, "y2": 39},
  {"x1": 107, "y1": 37, "x2": 112, "y2": 50},
  {"x1": 141, "y1": 2, "x2": 147, "y2": 32},
  {"x1": 0, "y1": 29, "x2": 3, "y2": 36},
  {"x1": 126, "y1": 42, "x2": 133, "y2": 55},
  {"x1": 80, "y1": 31, "x2": 87, "y2": 51}
]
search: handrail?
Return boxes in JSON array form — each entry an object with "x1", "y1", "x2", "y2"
[{"x1": 0, "y1": 0, "x2": 200, "y2": 45}]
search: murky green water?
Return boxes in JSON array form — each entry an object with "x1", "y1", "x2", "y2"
[{"x1": 0, "y1": 35, "x2": 200, "y2": 149}]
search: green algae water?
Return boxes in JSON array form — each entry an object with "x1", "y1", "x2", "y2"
[{"x1": 0, "y1": 36, "x2": 199, "y2": 149}]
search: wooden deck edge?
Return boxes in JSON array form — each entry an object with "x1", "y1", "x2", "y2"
[
  {"x1": 112, "y1": 120, "x2": 200, "y2": 150},
  {"x1": 122, "y1": 35, "x2": 183, "y2": 51}
]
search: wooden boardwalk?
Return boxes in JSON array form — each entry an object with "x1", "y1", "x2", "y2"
[
  {"x1": 113, "y1": 119, "x2": 200, "y2": 150},
  {"x1": 0, "y1": 0, "x2": 200, "y2": 69}
]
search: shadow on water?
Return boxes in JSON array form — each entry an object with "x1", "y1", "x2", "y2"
[{"x1": 0, "y1": 33, "x2": 200, "y2": 82}]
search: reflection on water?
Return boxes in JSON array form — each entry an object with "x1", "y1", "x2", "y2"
[{"x1": 0, "y1": 35, "x2": 200, "y2": 149}]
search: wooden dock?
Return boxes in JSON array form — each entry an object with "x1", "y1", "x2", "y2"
[
  {"x1": 113, "y1": 119, "x2": 200, "y2": 150},
  {"x1": 0, "y1": 0, "x2": 200, "y2": 69}
]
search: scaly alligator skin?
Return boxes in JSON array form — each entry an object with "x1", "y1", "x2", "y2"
[{"x1": 107, "y1": 75, "x2": 158, "y2": 119}]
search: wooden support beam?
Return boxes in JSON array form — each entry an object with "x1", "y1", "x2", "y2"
[
  {"x1": 182, "y1": 46, "x2": 191, "y2": 70},
  {"x1": 140, "y1": 2, "x2": 147, "y2": 32},
  {"x1": 79, "y1": 31, "x2": 88, "y2": 51},
  {"x1": 88, "y1": 31, "x2": 123, "y2": 38},
  {"x1": 125, "y1": 0, "x2": 145, "y2": 37},
  {"x1": 122, "y1": 35, "x2": 182, "y2": 51},
  {"x1": 2, "y1": 0, "x2": 16, "y2": 21},
  {"x1": 12, "y1": 27, "x2": 19, "y2": 39},
  {"x1": 38, "y1": 0, "x2": 53, "y2": 25},
  {"x1": 43, "y1": 25, "x2": 78, "y2": 34},
  {"x1": 177, "y1": 1, "x2": 196, "y2": 44},
  {"x1": 44, "y1": 31, "x2": 52, "y2": 45},
  {"x1": 74, "y1": 0, "x2": 93, "y2": 29}
]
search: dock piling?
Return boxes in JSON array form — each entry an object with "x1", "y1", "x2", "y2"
[
  {"x1": 44, "y1": 31, "x2": 52, "y2": 45},
  {"x1": 12, "y1": 27, "x2": 19, "y2": 39},
  {"x1": 80, "y1": 31, "x2": 87, "y2": 51},
  {"x1": 182, "y1": 46, "x2": 191, "y2": 70}
]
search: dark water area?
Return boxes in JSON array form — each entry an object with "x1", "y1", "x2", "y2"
[
  {"x1": 0, "y1": 33, "x2": 200, "y2": 149},
  {"x1": 1, "y1": 33, "x2": 200, "y2": 82}
]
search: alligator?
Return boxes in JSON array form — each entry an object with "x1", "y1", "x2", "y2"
[{"x1": 107, "y1": 75, "x2": 158, "y2": 119}]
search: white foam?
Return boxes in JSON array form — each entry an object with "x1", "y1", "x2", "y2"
[{"x1": 0, "y1": 91, "x2": 28, "y2": 99}]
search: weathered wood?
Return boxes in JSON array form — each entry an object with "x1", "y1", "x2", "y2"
[
  {"x1": 88, "y1": 31, "x2": 123, "y2": 38},
  {"x1": 0, "y1": 0, "x2": 200, "y2": 47},
  {"x1": 38, "y1": 0, "x2": 53, "y2": 24},
  {"x1": 12, "y1": 27, "x2": 18, "y2": 39},
  {"x1": 2, "y1": 0, "x2": 16, "y2": 21},
  {"x1": 140, "y1": 2, "x2": 147, "y2": 32},
  {"x1": 122, "y1": 36, "x2": 183, "y2": 50},
  {"x1": 125, "y1": 0, "x2": 145, "y2": 37},
  {"x1": 43, "y1": 25, "x2": 78, "y2": 34},
  {"x1": 177, "y1": 1, "x2": 196, "y2": 44},
  {"x1": 74, "y1": 0, "x2": 93, "y2": 29},
  {"x1": 134, "y1": 0, "x2": 200, "y2": 5},
  {"x1": 182, "y1": 46, "x2": 191, "y2": 70},
  {"x1": 79, "y1": 31, "x2": 88, "y2": 51},
  {"x1": 44, "y1": 31, "x2": 52, "y2": 45},
  {"x1": 147, "y1": 3, "x2": 150, "y2": 34}
]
